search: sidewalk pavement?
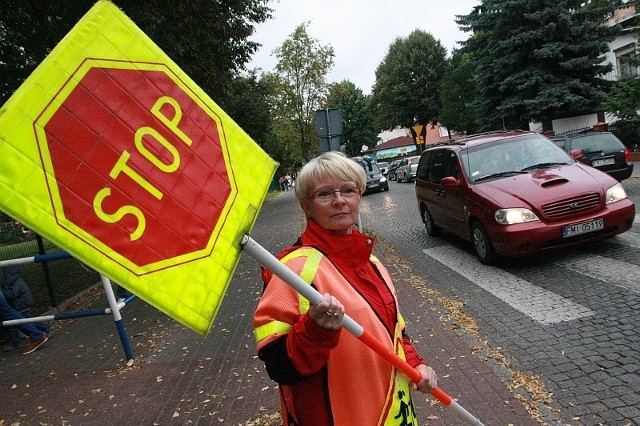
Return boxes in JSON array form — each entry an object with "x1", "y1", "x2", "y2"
[{"x1": 0, "y1": 191, "x2": 539, "y2": 425}]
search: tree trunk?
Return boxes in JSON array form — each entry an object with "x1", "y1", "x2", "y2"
[{"x1": 541, "y1": 117, "x2": 553, "y2": 133}]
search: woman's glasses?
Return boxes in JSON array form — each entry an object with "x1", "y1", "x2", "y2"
[{"x1": 310, "y1": 186, "x2": 361, "y2": 202}]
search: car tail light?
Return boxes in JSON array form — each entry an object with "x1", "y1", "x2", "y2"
[
  {"x1": 624, "y1": 148, "x2": 632, "y2": 164},
  {"x1": 570, "y1": 149, "x2": 584, "y2": 160}
]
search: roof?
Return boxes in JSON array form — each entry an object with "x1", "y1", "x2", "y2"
[
  {"x1": 373, "y1": 125, "x2": 465, "y2": 151},
  {"x1": 375, "y1": 136, "x2": 414, "y2": 150}
]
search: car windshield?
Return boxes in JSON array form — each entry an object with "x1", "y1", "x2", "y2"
[
  {"x1": 461, "y1": 135, "x2": 572, "y2": 183},
  {"x1": 571, "y1": 134, "x2": 624, "y2": 153}
]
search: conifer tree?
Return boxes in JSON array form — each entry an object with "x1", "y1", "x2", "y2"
[{"x1": 456, "y1": 0, "x2": 618, "y2": 131}]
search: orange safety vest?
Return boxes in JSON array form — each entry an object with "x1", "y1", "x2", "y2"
[{"x1": 254, "y1": 247, "x2": 418, "y2": 425}]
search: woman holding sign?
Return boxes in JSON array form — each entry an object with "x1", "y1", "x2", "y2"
[{"x1": 253, "y1": 151, "x2": 437, "y2": 425}]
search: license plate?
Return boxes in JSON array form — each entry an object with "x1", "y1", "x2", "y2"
[
  {"x1": 562, "y1": 218, "x2": 604, "y2": 238},
  {"x1": 592, "y1": 158, "x2": 615, "y2": 167},
  {"x1": 367, "y1": 182, "x2": 379, "y2": 188}
]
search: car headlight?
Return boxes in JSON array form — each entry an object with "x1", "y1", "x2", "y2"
[
  {"x1": 380, "y1": 176, "x2": 387, "y2": 183},
  {"x1": 605, "y1": 183, "x2": 627, "y2": 204},
  {"x1": 495, "y1": 208, "x2": 540, "y2": 225}
]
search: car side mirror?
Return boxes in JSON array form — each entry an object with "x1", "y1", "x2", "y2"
[
  {"x1": 441, "y1": 176, "x2": 459, "y2": 187},
  {"x1": 570, "y1": 149, "x2": 584, "y2": 160}
]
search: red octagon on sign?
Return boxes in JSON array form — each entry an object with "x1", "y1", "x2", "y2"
[{"x1": 37, "y1": 61, "x2": 234, "y2": 271}]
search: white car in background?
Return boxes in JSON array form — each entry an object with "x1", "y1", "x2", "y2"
[{"x1": 377, "y1": 161, "x2": 390, "y2": 176}]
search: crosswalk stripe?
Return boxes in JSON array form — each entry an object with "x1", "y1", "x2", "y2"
[
  {"x1": 613, "y1": 231, "x2": 640, "y2": 249},
  {"x1": 423, "y1": 246, "x2": 595, "y2": 325},
  {"x1": 553, "y1": 252, "x2": 640, "y2": 294}
]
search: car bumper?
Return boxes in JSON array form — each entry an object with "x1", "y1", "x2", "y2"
[
  {"x1": 487, "y1": 199, "x2": 636, "y2": 257},
  {"x1": 605, "y1": 164, "x2": 634, "y2": 181},
  {"x1": 363, "y1": 181, "x2": 389, "y2": 194}
]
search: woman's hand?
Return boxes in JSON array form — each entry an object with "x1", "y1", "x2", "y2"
[
  {"x1": 412, "y1": 364, "x2": 438, "y2": 393},
  {"x1": 309, "y1": 293, "x2": 344, "y2": 330}
]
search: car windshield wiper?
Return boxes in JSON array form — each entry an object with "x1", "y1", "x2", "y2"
[
  {"x1": 474, "y1": 170, "x2": 528, "y2": 182},
  {"x1": 520, "y1": 162, "x2": 569, "y2": 171}
]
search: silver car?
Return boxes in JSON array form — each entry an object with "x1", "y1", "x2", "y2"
[{"x1": 396, "y1": 155, "x2": 421, "y2": 182}]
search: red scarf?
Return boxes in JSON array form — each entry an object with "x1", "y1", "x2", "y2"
[{"x1": 298, "y1": 220, "x2": 397, "y2": 334}]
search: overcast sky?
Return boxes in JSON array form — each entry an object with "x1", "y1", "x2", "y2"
[{"x1": 247, "y1": 0, "x2": 481, "y2": 95}]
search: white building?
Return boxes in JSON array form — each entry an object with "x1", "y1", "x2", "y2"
[{"x1": 603, "y1": 3, "x2": 639, "y2": 81}]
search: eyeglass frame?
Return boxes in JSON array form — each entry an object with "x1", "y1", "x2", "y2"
[{"x1": 309, "y1": 185, "x2": 362, "y2": 202}]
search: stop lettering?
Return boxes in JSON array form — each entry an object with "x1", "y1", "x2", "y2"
[{"x1": 38, "y1": 63, "x2": 234, "y2": 271}]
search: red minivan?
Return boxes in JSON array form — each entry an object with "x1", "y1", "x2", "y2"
[{"x1": 415, "y1": 130, "x2": 636, "y2": 264}]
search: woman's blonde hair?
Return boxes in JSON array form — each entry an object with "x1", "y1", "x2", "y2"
[{"x1": 294, "y1": 152, "x2": 366, "y2": 200}]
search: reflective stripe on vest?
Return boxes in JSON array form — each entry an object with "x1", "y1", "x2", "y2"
[{"x1": 253, "y1": 248, "x2": 323, "y2": 343}]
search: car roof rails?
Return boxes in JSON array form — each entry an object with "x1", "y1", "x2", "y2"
[{"x1": 431, "y1": 129, "x2": 530, "y2": 147}]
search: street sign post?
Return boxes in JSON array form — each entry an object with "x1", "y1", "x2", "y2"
[{"x1": 316, "y1": 107, "x2": 343, "y2": 153}]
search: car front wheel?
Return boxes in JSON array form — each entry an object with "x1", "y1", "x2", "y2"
[
  {"x1": 421, "y1": 205, "x2": 441, "y2": 237},
  {"x1": 471, "y1": 221, "x2": 496, "y2": 265}
]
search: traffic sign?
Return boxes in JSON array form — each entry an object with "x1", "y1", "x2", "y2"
[
  {"x1": 36, "y1": 60, "x2": 233, "y2": 273},
  {"x1": 0, "y1": 1, "x2": 278, "y2": 334}
]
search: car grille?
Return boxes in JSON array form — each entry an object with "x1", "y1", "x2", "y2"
[{"x1": 541, "y1": 193, "x2": 601, "y2": 220}]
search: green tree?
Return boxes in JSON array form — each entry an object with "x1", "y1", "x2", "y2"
[
  {"x1": 220, "y1": 71, "x2": 273, "y2": 147},
  {"x1": 456, "y1": 0, "x2": 617, "y2": 131},
  {"x1": 370, "y1": 30, "x2": 447, "y2": 131},
  {"x1": 0, "y1": 0, "x2": 272, "y2": 106},
  {"x1": 604, "y1": 75, "x2": 640, "y2": 123},
  {"x1": 439, "y1": 50, "x2": 481, "y2": 134},
  {"x1": 259, "y1": 71, "x2": 305, "y2": 175},
  {"x1": 272, "y1": 23, "x2": 334, "y2": 161},
  {"x1": 324, "y1": 81, "x2": 377, "y2": 157}
]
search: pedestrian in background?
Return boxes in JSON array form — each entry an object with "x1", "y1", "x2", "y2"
[
  {"x1": 253, "y1": 151, "x2": 437, "y2": 425},
  {"x1": 2, "y1": 265, "x2": 50, "y2": 353}
]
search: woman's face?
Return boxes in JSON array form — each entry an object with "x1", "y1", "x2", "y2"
[{"x1": 301, "y1": 178, "x2": 361, "y2": 234}]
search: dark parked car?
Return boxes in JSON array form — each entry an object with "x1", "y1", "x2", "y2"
[
  {"x1": 415, "y1": 130, "x2": 635, "y2": 264},
  {"x1": 387, "y1": 160, "x2": 401, "y2": 181},
  {"x1": 551, "y1": 132, "x2": 633, "y2": 181},
  {"x1": 396, "y1": 155, "x2": 421, "y2": 183},
  {"x1": 352, "y1": 156, "x2": 389, "y2": 194}
]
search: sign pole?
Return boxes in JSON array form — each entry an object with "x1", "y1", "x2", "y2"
[
  {"x1": 240, "y1": 235, "x2": 485, "y2": 426},
  {"x1": 316, "y1": 107, "x2": 343, "y2": 153}
]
